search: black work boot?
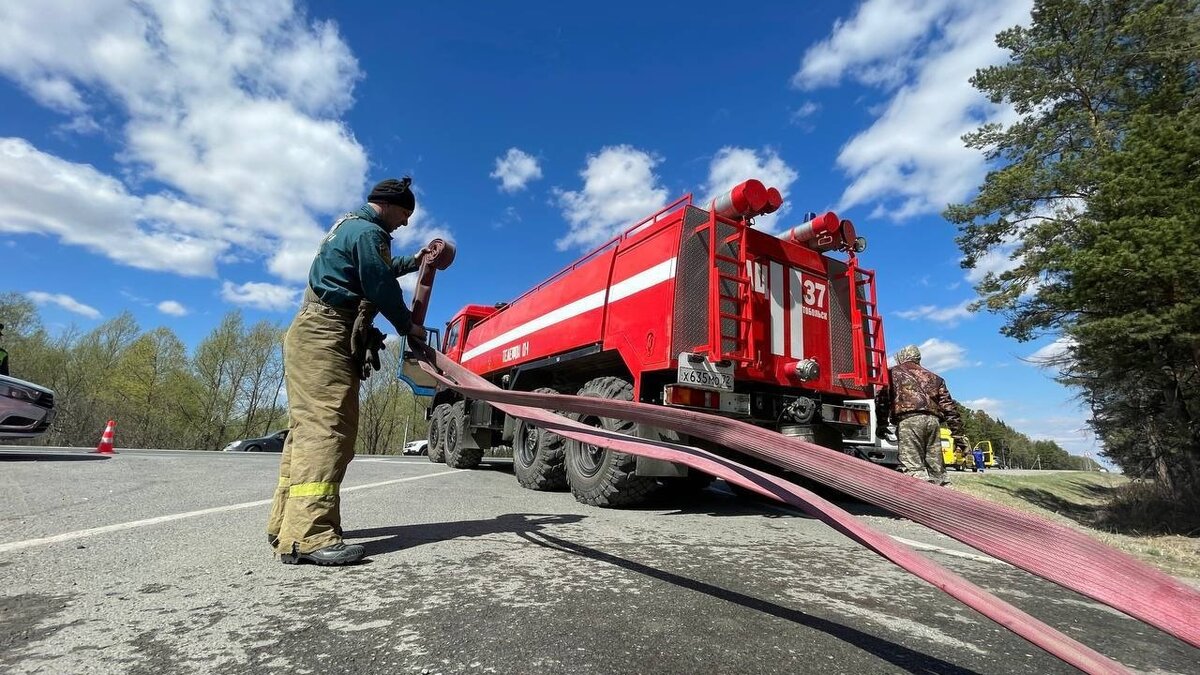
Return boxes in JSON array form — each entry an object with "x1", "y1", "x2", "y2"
[
  {"x1": 267, "y1": 534, "x2": 279, "y2": 548},
  {"x1": 280, "y1": 542, "x2": 366, "y2": 566}
]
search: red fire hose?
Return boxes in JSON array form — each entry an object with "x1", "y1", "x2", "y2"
[{"x1": 408, "y1": 342, "x2": 1200, "y2": 673}]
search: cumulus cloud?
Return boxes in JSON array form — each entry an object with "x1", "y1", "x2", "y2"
[
  {"x1": 156, "y1": 300, "x2": 189, "y2": 317},
  {"x1": 794, "y1": 0, "x2": 1032, "y2": 220},
  {"x1": 27, "y1": 291, "x2": 101, "y2": 319},
  {"x1": 963, "y1": 397, "x2": 1005, "y2": 417},
  {"x1": 0, "y1": 1, "x2": 446, "y2": 286},
  {"x1": 220, "y1": 281, "x2": 300, "y2": 312},
  {"x1": 915, "y1": 337, "x2": 969, "y2": 372},
  {"x1": 490, "y1": 148, "x2": 543, "y2": 193},
  {"x1": 704, "y1": 147, "x2": 800, "y2": 234},
  {"x1": 895, "y1": 299, "x2": 974, "y2": 326},
  {"x1": 555, "y1": 145, "x2": 669, "y2": 251},
  {"x1": 0, "y1": 139, "x2": 229, "y2": 276}
]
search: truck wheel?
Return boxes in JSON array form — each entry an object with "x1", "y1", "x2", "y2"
[
  {"x1": 427, "y1": 403, "x2": 450, "y2": 463},
  {"x1": 564, "y1": 377, "x2": 659, "y2": 507},
  {"x1": 512, "y1": 388, "x2": 568, "y2": 491},
  {"x1": 443, "y1": 401, "x2": 483, "y2": 469}
]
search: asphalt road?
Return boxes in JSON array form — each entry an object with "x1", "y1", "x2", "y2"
[{"x1": 0, "y1": 446, "x2": 1195, "y2": 674}]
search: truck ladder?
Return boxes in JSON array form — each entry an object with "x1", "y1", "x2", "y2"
[
  {"x1": 837, "y1": 255, "x2": 887, "y2": 387},
  {"x1": 702, "y1": 211, "x2": 754, "y2": 365}
]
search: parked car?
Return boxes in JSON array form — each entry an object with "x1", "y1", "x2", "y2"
[
  {"x1": 402, "y1": 439, "x2": 428, "y2": 456},
  {"x1": 222, "y1": 429, "x2": 287, "y2": 453},
  {"x1": 0, "y1": 374, "x2": 56, "y2": 440}
]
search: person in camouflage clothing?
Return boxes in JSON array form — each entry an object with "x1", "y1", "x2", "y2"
[{"x1": 875, "y1": 344, "x2": 965, "y2": 485}]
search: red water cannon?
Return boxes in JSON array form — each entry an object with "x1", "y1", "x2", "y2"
[
  {"x1": 783, "y1": 211, "x2": 866, "y2": 254},
  {"x1": 710, "y1": 179, "x2": 787, "y2": 221}
]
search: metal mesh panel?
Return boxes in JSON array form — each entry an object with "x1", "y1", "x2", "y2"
[
  {"x1": 671, "y1": 206, "x2": 714, "y2": 355},
  {"x1": 828, "y1": 259, "x2": 875, "y2": 387},
  {"x1": 827, "y1": 260, "x2": 855, "y2": 385}
]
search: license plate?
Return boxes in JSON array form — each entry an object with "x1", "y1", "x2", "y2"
[{"x1": 676, "y1": 353, "x2": 734, "y2": 392}]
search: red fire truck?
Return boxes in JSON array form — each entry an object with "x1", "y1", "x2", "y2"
[{"x1": 422, "y1": 179, "x2": 892, "y2": 506}]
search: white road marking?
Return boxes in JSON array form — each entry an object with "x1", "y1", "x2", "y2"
[{"x1": 0, "y1": 469, "x2": 464, "y2": 554}]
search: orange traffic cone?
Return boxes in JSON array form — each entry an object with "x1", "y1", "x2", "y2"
[{"x1": 94, "y1": 420, "x2": 117, "y2": 454}]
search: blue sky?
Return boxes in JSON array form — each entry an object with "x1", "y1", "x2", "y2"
[{"x1": 0, "y1": 1, "x2": 1097, "y2": 458}]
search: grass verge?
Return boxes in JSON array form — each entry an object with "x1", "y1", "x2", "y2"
[{"x1": 950, "y1": 471, "x2": 1200, "y2": 580}]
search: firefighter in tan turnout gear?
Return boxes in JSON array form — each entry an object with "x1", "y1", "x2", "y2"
[
  {"x1": 266, "y1": 177, "x2": 428, "y2": 566},
  {"x1": 876, "y1": 344, "x2": 965, "y2": 485}
]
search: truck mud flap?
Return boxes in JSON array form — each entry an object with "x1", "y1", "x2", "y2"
[{"x1": 411, "y1": 341, "x2": 1197, "y2": 673}]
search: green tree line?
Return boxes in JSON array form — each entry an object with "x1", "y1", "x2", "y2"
[
  {"x1": 0, "y1": 292, "x2": 427, "y2": 453},
  {"x1": 957, "y1": 405, "x2": 1100, "y2": 471},
  {"x1": 948, "y1": 0, "x2": 1199, "y2": 492}
]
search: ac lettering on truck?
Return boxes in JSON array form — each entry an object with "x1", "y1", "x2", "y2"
[{"x1": 501, "y1": 342, "x2": 529, "y2": 363}]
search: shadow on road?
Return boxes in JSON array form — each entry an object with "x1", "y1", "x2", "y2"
[
  {"x1": 0, "y1": 453, "x2": 110, "y2": 462},
  {"x1": 345, "y1": 513, "x2": 586, "y2": 557},
  {"x1": 523, "y1": 530, "x2": 981, "y2": 675}
]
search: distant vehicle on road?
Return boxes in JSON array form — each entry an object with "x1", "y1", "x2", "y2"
[
  {"x1": 222, "y1": 429, "x2": 287, "y2": 453},
  {"x1": 0, "y1": 374, "x2": 56, "y2": 440},
  {"x1": 402, "y1": 439, "x2": 428, "y2": 456}
]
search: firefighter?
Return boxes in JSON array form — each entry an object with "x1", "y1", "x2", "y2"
[
  {"x1": 875, "y1": 344, "x2": 965, "y2": 485},
  {"x1": 266, "y1": 177, "x2": 428, "y2": 566}
]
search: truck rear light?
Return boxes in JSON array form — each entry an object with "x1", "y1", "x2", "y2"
[
  {"x1": 664, "y1": 384, "x2": 720, "y2": 410},
  {"x1": 711, "y1": 179, "x2": 768, "y2": 219}
]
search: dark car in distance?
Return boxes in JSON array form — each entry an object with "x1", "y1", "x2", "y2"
[{"x1": 222, "y1": 429, "x2": 287, "y2": 453}]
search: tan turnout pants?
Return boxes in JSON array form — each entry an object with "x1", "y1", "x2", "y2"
[
  {"x1": 897, "y1": 413, "x2": 945, "y2": 484},
  {"x1": 267, "y1": 290, "x2": 359, "y2": 554}
]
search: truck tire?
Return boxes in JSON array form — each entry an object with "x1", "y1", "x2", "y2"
[
  {"x1": 427, "y1": 403, "x2": 450, "y2": 463},
  {"x1": 443, "y1": 401, "x2": 483, "y2": 469},
  {"x1": 512, "y1": 388, "x2": 568, "y2": 491},
  {"x1": 564, "y1": 377, "x2": 659, "y2": 507}
]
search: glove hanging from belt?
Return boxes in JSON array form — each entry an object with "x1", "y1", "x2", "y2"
[{"x1": 351, "y1": 301, "x2": 387, "y2": 380}]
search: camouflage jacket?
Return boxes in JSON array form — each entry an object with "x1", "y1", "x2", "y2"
[{"x1": 876, "y1": 361, "x2": 963, "y2": 433}]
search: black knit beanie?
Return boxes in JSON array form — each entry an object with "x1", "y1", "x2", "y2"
[{"x1": 368, "y1": 176, "x2": 415, "y2": 210}]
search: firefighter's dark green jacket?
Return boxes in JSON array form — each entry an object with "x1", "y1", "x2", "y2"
[{"x1": 307, "y1": 204, "x2": 422, "y2": 334}]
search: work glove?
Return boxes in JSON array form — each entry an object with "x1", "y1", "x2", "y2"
[{"x1": 351, "y1": 301, "x2": 387, "y2": 380}]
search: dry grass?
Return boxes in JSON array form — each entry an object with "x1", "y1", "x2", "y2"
[{"x1": 950, "y1": 471, "x2": 1200, "y2": 580}]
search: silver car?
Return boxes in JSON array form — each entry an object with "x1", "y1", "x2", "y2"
[{"x1": 0, "y1": 374, "x2": 56, "y2": 440}]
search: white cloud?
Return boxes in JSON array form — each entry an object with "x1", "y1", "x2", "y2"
[
  {"x1": 963, "y1": 397, "x2": 1005, "y2": 417},
  {"x1": 156, "y1": 300, "x2": 189, "y2": 317},
  {"x1": 220, "y1": 281, "x2": 300, "y2": 312},
  {"x1": 555, "y1": 145, "x2": 669, "y2": 251},
  {"x1": 0, "y1": 138, "x2": 229, "y2": 276},
  {"x1": 490, "y1": 148, "x2": 543, "y2": 193},
  {"x1": 1028, "y1": 337, "x2": 1075, "y2": 367},
  {"x1": 793, "y1": 0, "x2": 960, "y2": 89},
  {"x1": 703, "y1": 147, "x2": 800, "y2": 234},
  {"x1": 917, "y1": 337, "x2": 969, "y2": 372},
  {"x1": 0, "y1": 1, "x2": 449, "y2": 285},
  {"x1": 895, "y1": 299, "x2": 973, "y2": 325},
  {"x1": 27, "y1": 291, "x2": 101, "y2": 319},
  {"x1": 789, "y1": 101, "x2": 820, "y2": 125},
  {"x1": 795, "y1": 1, "x2": 1032, "y2": 220}
]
